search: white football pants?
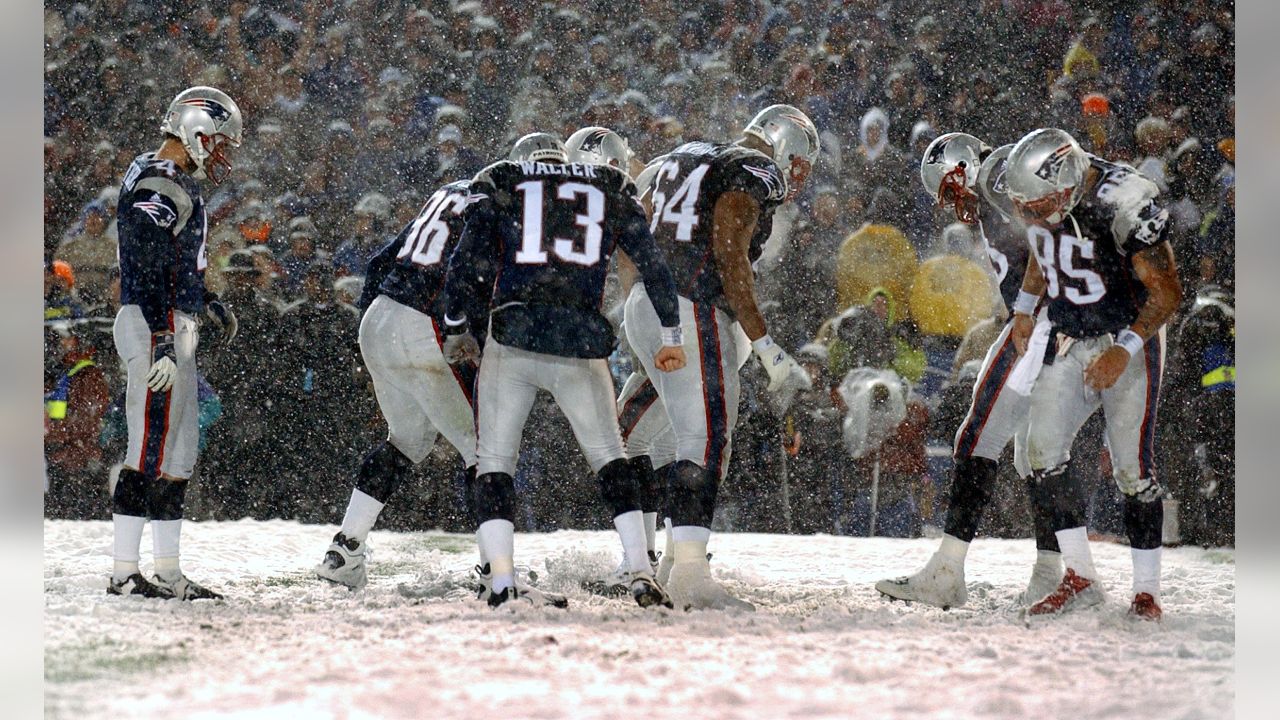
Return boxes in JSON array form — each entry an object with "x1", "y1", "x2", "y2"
[{"x1": 115, "y1": 305, "x2": 199, "y2": 479}]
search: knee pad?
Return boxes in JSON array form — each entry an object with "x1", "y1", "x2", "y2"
[
  {"x1": 355, "y1": 441, "x2": 415, "y2": 504},
  {"x1": 666, "y1": 460, "x2": 718, "y2": 528},
  {"x1": 470, "y1": 472, "x2": 516, "y2": 525},
  {"x1": 943, "y1": 457, "x2": 997, "y2": 543},
  {"x1": 597, "y1": 458, "x2": 641, "y2": 518},
  {"x1": 1024, "y1": 477, "x2": 1061, "y2": 552},
  {"x1": 148, "y1": 477, "x2": 189, "y2": 521},
  {"x1": 1033, "y1": 463, "x2": 1085, "y2": 531},
  {"x1": 112, "y1": 468, "x2": 149, "y2": 517},
  {"x1": 1123, "y1": 485, "x2": 1165, "y2": 550},
  {"x1": 630, "y1": 456, "x2": 665, "y2": 515}
]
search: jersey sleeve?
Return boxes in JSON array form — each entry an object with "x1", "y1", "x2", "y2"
[
  {"x1": 1103, "y1": 173, "x2": 1170, "y2": 255},
  {"x1": 357, "y1": 229, "x2": 406, "y2": 311},
  {"x1": 119, "y1": 188, "x2": 185, "y2": 333},
  {"x1": 441, "y1": 169, "x2": 500, "y2": 329}
]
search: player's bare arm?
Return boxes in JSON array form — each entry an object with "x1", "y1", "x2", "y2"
[
  {"x1": 1084, "y1": 240, "x2": 1182, "y2": 391},
  {"x1": 710, "y1": 190, "x2": 765, "y2": 340},
  {"x1": 1011, "y1": 250, "x2": 1047, "y2": 356}
]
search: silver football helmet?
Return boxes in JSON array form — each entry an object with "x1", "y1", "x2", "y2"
[
  {"x1": 1005, "y1": 128, "x2": 1091, "y2": 225},
  {"x1": 565, "y1": 126, "x2": 633, "y2": 172},
  {"x1": 976, "y1": 143, "x2": 1015, "y2": 219},
  {"x1": 159, "y1": 86, "x2": 243, "y2": 184},
  {"x1": 920, "y1": 132, "x2": 988, "y2": 224},
  {"x1": 509, "y1": 132, "x2": 567, "y2": 163},
  {"x1": 742, "y1": 104, "x2": 820, "y2": 201}
]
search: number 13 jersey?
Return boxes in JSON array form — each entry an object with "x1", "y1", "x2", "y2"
[
  {"x1": 1025, "y1": 156, "x2": 1170, "y2": 339},
  {"x1": 647, "y1": 142, "x2": 786, "y2": 318}
]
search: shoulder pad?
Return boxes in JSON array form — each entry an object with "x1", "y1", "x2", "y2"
[
  {"x1": 1092, "y1": 158, "x2": 1167, "y2": 251},
  {"x1": 593, "y1": 163, "x2": 637, "y2": 198},
  {"x1": 724, "y1": 151, "x2": 786, "y2": 203},
  {"x1": 471, "y1": 161, "x2": 511, "y2": 188}
]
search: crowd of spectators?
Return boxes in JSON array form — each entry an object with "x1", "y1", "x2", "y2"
[{"x1": 43, "y1": 0, "x2": 1235, "y2": 546}]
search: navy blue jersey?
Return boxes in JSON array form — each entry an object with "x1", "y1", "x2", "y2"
[
  {"x1": 1025, "y1": 156, "x2": 1170, "y2": 338},
  {"x1": 360, "y1": 180, "x2": 473, "y2": 318},
  {"x1": 976, "y1": 145, "x2": 1029, "y2": 310},
  {"x1": 116, "y1": 153, "x2": 207, "y2": 333},
  {"x1": 647, "y1": 142, "x2": 784, "y2": 317},
  {"x1": 443, "y1": 160, "x2": 680, "y2": 359}
]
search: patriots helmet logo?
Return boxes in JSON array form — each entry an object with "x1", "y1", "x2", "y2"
[
  {"x1": 1034, "y1": 144, "x2": 1074, "y2": 181},
  {"x1": 579, "y1": 129, "x2": 610, "y2": 155},
  {"x1": 133, "y1": 197, "x2": 177, "y2": 228},
  {"x1": 180, "y1": 98, "x2": 232, "y2": 124},
  {"x1": 991, "y1": 159, "x2": 1009, "y2": 193}
]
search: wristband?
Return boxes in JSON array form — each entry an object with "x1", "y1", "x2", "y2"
[
  {"x1": 660, "y1": 326, "x2": 684, "y2": 348},
  {"x1": 1012, "y1": 290, "x2": 1039, "y2": 316},
  {"x1": 751, "y1": 334, "x2": 777, "y2": 356},
  {"x1": 1114, "y1": 329, "x2": 1144, "y2": 357},
  {"x1": 442, "y1": 313, "x2": 469, "y2": 335}
]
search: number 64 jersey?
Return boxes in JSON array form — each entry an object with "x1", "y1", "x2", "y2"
[{"x1": 1026, "y1": 157, "x2": 1171, "y2": 339}]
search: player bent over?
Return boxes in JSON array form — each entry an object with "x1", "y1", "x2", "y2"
[
  {"x1": 313, "y1": 179, "x2": 481, "y2": 589},
  {"x1": 876, "y1": 133, "x2": 1063, "y2": 608},
  {"x1": 616, "y1": 105, "x2": 819, "y2": 610},
  {"x1": 1006, "y1": 128, "x2": 1181, "y2": 620},
  {"x1": 109, "y1": 87, "x2": 242, "y2": 600},
  {"x1": 441, "y1": 134, "x2": 686, "y2": 609}
]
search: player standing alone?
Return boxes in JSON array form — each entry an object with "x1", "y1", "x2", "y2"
[
  {"x1": 1005, "y1": 128, "x2": 1182, "y2": 620},
  {"x1": 440, "y1": 133, "x2": 686, "y2": 608},
  {"x1": 109, "y1": 87, "x2": 242, "y2": 599}
]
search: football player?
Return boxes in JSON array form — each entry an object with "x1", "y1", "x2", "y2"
[
  {"x1": 312, "y1": 176, "x2": 482, "y2": 589},
  {"x1": 440, "y1": 133, "x2": 686, "y2": 609},
  {"x1": 876, "y1": 132, "x2": 1064, "y2": 608},
  {"x1": 109, "y1": 86, "x2": 241, "y2": 600},
  {"x1": 1006, "y1": 128, "x2": 1182, "y2": 620},
  {"x1": 614, "y1": 105, "x2": 818, "y2": 610}
]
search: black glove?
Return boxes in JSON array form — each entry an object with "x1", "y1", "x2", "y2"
[{"x1": 203, "y1": 296, "x2": 238, "y2": 346}]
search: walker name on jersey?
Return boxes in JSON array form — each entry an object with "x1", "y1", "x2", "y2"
[{"x1": 518, "y1": 161, "x2": 600, "y2": 178}]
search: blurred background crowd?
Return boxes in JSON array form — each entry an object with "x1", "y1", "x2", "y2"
[{"x1": 43, "y1": 0, "x2": 1235, "y2": 547}]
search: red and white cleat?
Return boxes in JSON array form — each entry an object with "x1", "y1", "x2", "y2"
[
  {"x1": 1027, "y1": 568, "x2": 1104, "y2": 616},
  {"x1": 1128, "y1": 592, "x2": 1162, "y2": 621}
]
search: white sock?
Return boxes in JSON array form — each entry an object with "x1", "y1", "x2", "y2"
[
  {"x1": 613, "y1": 510, "x2": 650, "y2": 574},
  {"x1": 1055, "y1": 527, "x2": 1098, "y2": 580},
  {"x1": 673, "y1": 539, "x2": 709, "y2": 563},
  {"x1": 152, "y1": 519, "x2": 182, "y2": 580},
  {"x1": 1036, "y1": 549, "x2": 1063, "y2": 567},
  {"x1": 663, "y1": 517, "x2": 674, "y2": 559},
  {"x1": 643, "y1": 512, "x2": 658, "y2": 554},
  {"x1": 339, "y1": 489, "x2": 385, "y2": 544},
  {"x1": 670, "y1": 525, "x2": 712, "y2": 545},
  {"x1": 1131, "y1": 547, "x2": 1162, "y2": 599},
  {"x1": 112, "y1": 513, "x2": 146, "y2": 581},
  {"x1": 477, "y1": 519, "x2": 515, "y2": 592},
  {"x1": 936, "y1": 534, "x2": 970, "y2": 565}
]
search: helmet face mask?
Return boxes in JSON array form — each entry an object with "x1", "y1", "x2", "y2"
[
  {"x1": 743, "y1": 104, "x2": 819, "y2": 201},
  {"x1": 160, "y1": 86, "x2": 243, "y2": 185},
  {"x1": 919, "y1": 132, "x2": 987, "y2": 225}
]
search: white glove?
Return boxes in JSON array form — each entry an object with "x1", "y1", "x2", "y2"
[
  {"x1": 752, "y1": 334, "x2": 811, "y2": 393},
  {"x1": 145, "y1": 332, "x2": 177, "y2": 392},
  {"x1": 443, "y1": 332, "x2": 480, "y2": 365}
]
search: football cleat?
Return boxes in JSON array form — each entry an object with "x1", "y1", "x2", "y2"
[
  {"x1": 875, "y1": 553, "x2": 967, "y2": 609},
  {"x1": 1019, "y1": 552, "x2": 1066, "y2": 606},
  {"x1": 629, "y1": 572, "x2": 673, "y2": 609},
  {"x1": 1027, "y1": 569, "x2": 1104, "y2": 616},
  {"x1": 314, "y1": 532, "x2": 368, "y2": 589},
  {"x1": 107, "y1": 573, "x2": 175, "y2": 599},
  {"x1": 665, "y1": 559, "x2": 754, "y2": 611},
  {"x1": 153, "y1": 573, "x2": 224, "y2": 601},
  {"x1": 475, "y1": 564, "x2": 568, "y2": 609},
  {"x1": 1128, "y1": 592, "x2": 1162, "y2": 621},
  {"x1": 582, "y1": 562, "x2": 632, "y2": 597}
]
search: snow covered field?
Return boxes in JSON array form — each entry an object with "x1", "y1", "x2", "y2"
[{"x1": 43, "y1": 520, "x2": 1234, "y2": 719}]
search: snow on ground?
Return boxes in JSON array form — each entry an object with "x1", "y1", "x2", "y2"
[{"x1": 44, "y1": 520, "x2": 1234, "y2": 720}]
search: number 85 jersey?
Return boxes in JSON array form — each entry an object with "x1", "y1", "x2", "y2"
[
  {"x1": 1025, "y1": 157, "x2": 1171, "y2": 339},
  {"x1": 646, "y1": 142, "x2": 786, "y2": 317}
]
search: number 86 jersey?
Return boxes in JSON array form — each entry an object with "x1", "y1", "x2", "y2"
[
  {"x1": 646, "y1": 142, "x2": 786, "y2": 317},
  {"x1": 372, "y1": 180, "x2": 474, "y2": 319},
  {"x1": 1025, "y1": 157, "x2": 1171, "y2": 339}
]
